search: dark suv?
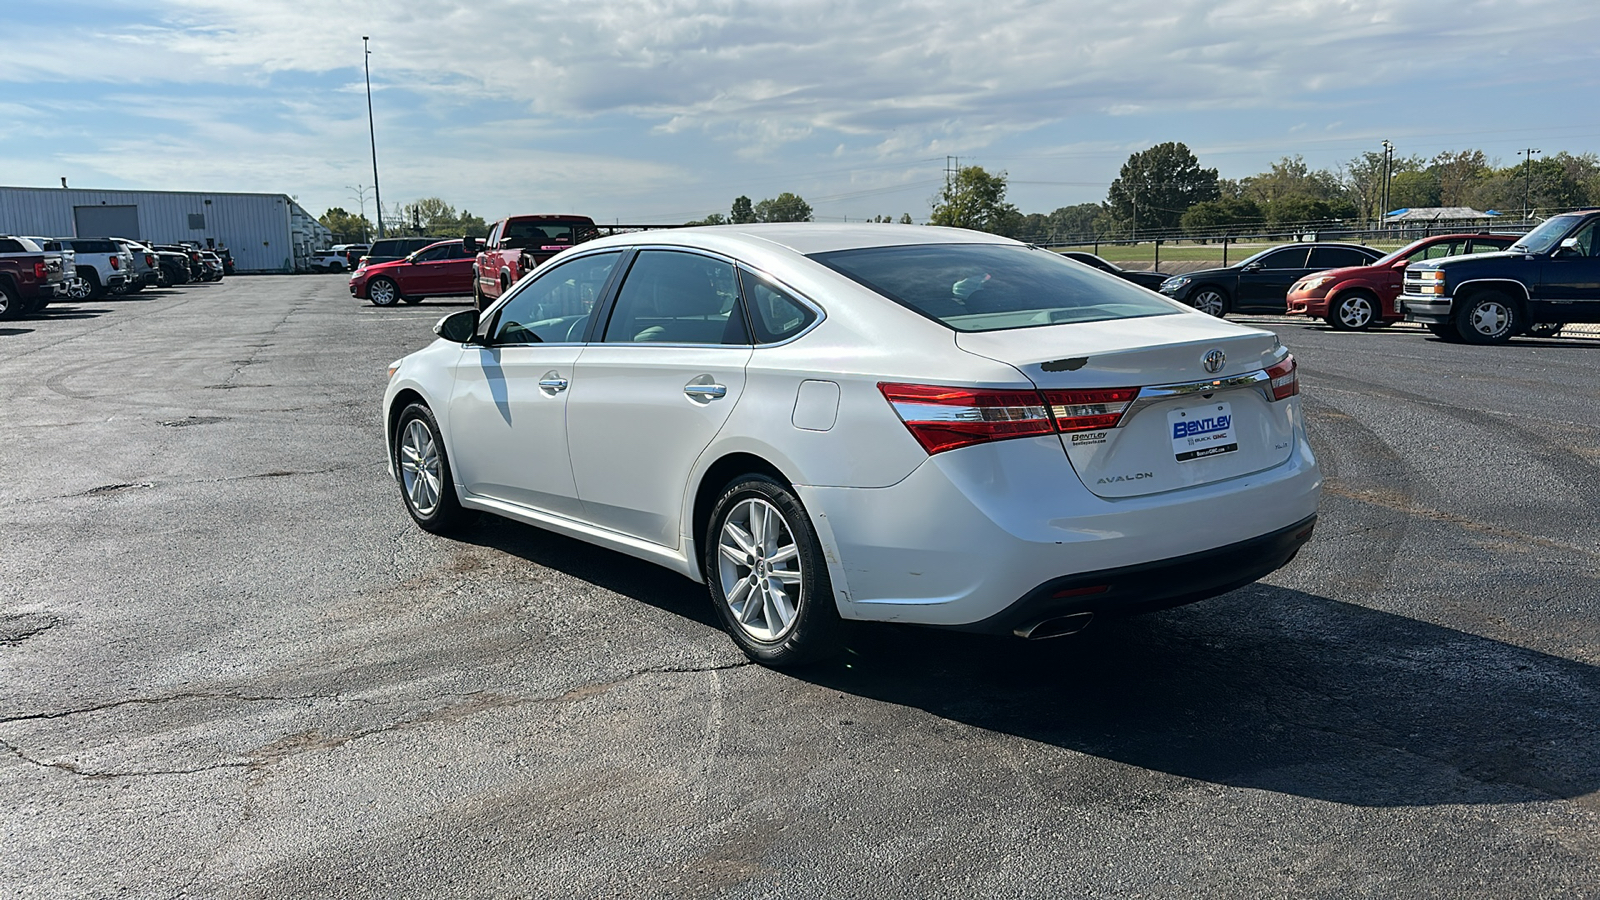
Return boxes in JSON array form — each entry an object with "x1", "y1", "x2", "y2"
[
  {"x1": 1402, "y1": 209, "x2": 1600, "y2": 343},
  {"x1": 1159, "y1": 243, "x2": 1383, "y2": 317},
  {"x1": 359, "y1": 237, "x2": 435, "y2": 269}
]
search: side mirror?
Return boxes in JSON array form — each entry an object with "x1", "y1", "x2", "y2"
[
  {"x1": 1554, "y1": 236, "x2": 1582, "y2": 257},
  {"x1": 1243, "y1": 262, "x2": 1262, "y2": 272},
  {"x1": 433, "y1": 309, "x2": 480, "y2": 344},
  {"x1": 1391, "y1": 258, "x2": 1410, "y2": 269},
  {"x1": 463, "y1": 235, "x2": 479, "y2": 254}
]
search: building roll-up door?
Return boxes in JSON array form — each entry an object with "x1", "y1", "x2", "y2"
[{"x1": 74, "y1": 205, "x2": 141, "y2": 239}]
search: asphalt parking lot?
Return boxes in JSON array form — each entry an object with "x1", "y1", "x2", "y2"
[{"x1": 2, "y1": 276, "x2": 1597, "y2": 899}]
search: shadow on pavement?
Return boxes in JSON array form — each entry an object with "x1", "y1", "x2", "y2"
[
  {"x1": 0, "y1": 327, "x2": 36, "y2": 336},
  {"x1": 465, "y1": 519, "x2": 1600, "y2": 808}
]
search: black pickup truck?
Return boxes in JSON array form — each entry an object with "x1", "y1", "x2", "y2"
[{"x1": 1401, "y1": 209, "x2": 1600, "y2": 343}]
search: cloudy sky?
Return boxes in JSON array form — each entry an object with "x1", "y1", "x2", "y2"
[{"x1": 5, "y1": 0, "x2": 1599, "y2": 225}]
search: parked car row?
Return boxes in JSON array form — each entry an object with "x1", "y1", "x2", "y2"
[
  {"x1": 0, "y1": 234, "x2": 228, "y2": 319},
  {"x1": 1140, "y1": 214, "x2": 1600, "y2": 343}
]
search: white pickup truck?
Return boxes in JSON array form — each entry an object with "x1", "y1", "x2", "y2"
[
  {"x1": 310, "y1": 244, "x2": 367, "y2": 273},
  {"x1": 59, "y1": 238, "x2": 135, "y2": 298}
]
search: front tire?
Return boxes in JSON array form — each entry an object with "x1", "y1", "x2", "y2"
[
  {"x1": 1455, "y1": 291, "x2": 1518, "y2": 345},
  {"x1": 369, "y1": 276, "x2": 401, "y2": 307},
  {"x1": 1526, "y1": 322, "x2": 1564, "y2": 339},
  {"x1": 1189, "y1": 287, "x2": 1230, "y2": 317},
  {"x1": 392, "y1": 403, "x2": 475, "y2": 534},
  {"x1": 705, "y1": 476, "x2": 841, "y2": 667},
  {"x1": 1328, "y1": 291, "x2": 1377, "y2": 331}
]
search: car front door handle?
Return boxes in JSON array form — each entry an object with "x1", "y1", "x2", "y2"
[
  {"x1": 538, "y1": 375, "x2": 569, "y2": 393},
  {"x1": 684, "y1": 383, "x2": 728, "y2": 400}
]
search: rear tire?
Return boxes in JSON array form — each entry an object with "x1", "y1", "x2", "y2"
[
  {"x1": 705, "y1": 475, "x2": 841, "y2": 667},
  {"x1": 369, "y1": 277, "x2": 401, "y2": 307},
  {"x1": 1328, "y1": 291, "x2": 1377, "y2": 331},
  {"x1": 80, "y1": 269, "x2": 104, "y2": 299},
  {"x1": 391, "y1": 403, "x2": 475, "y2": 534},
  {"x1": 0, "y1": 281, "x2": 20, "y2": 320},
  {"x1": 1455, "y1": 291, "x2": 1518, "y2": 345}
]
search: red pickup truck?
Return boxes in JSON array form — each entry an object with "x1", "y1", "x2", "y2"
[
  {"x1": 0, "y1": 236, "x2": 66, "y2": 319},
  {"x1": 468, "y1": 215, "x2": 601, "y2": 309}
]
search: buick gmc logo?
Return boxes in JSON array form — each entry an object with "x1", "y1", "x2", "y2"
[{"x1": 1203, "y1": 349, "x2": 1225, "y2": 374}]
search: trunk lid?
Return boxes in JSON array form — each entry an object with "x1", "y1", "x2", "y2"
[{"x1": 956, "y1": 313, "x2": 1297, "y2": 498}]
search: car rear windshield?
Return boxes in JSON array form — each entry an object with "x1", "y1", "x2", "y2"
[
  {"x1": 68, "y1": 239, "x2": 117, "y2": 253},
  {"x1": 809, "y1": 243, "x2": 1180, "y2": 332}
]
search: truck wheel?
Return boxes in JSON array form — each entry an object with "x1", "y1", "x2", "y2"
[
  {"x1": 0, "y1": 280, "x2": 20, "y2": 320},
  {"x1": 1454, "y1": 291, "x2": 1518, "y2": 345},
  {"x1": 473, "y1": 281, "x2": 486, "y2": 311},
  {"x1": 1328, "y1": 291, "x2": 1377, "y2": 331},
  {"x1": 369, "y1": 277, "x2": 401, "y2": 307},
  {"x1": 1526, "y1": 322, "x2": 1564, "y2": 339},
  {"x1": 80, "y1": 269, "x2": 105, "y2": 299},
  {"x1": 66, "y1": 277, "x2": 92, "y2": 300}
]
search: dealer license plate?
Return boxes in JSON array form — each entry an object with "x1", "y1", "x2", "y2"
[{"x1": 1168, "y1": 402, "x2": 1238, "y2": 462}]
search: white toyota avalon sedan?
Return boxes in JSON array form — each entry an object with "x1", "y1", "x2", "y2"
[{"x1": 384, "y1": 225, "x2": 1320, "y2": 666}]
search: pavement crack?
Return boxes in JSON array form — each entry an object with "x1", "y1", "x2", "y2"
[{"x1": 0, "y1": 613, "x2": 63, "y2": 647}]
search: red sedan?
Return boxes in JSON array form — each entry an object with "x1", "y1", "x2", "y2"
[
  {"x1": 1285, "y1": 232, "x2": 1515, "y2": 330},
  {"x1": 349, "y1": 239, "x2": 476, "y2": 306}
]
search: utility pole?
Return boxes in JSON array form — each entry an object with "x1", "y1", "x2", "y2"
[
  {"x1": 1380, "y1": 140, "x2": 1393, "y2": 231},
  {"x1": 363, "y1": 37, "x2": 384, "y2": 239},
  {"x1": 346, "y1": 184, "x2": 372, "y2": 242},
  {"x1": 1519, "y1": 148, "x2": 1541, "y2": 222}
]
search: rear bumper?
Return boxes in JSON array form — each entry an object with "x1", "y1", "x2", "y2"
[
  {"x1": 958, "y1": 514, "x2": 1317, "y2": 636},
  {"x1": 796, "y1": 425, "x2": 1322, "y2": 628},
  {"x1": 1402, "y1": 295, "x2": 1452, "y2": 324}
]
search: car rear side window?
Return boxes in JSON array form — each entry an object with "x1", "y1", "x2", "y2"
[
  {"x1": 739, "y1": 270, "x2": 814, "y2": 343},
  {"x1": 810, "y1": 243, "x2": 1177, "y2": 333},
  {"x1": 0, "y1": 239, "x2": 24, "y2": 253},
  {"x1": 490, "y1": 251, "x2": 620, "y2": 344},
  {"x1": 602, "y1": 251, "x2": 749, "y2": 345},
  {"x1": 1308, "y1": 247, "x2": 1371, "y2": 268}
]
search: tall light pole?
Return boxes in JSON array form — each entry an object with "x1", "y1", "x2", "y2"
[
  {"x1": 1379, "y1": 139, "x2": 1394, "y2": 230},
  {"x1": 1519, "y1": 148, "x2": 1541, "y2": 222},
  {"x1": 346, "y1": 184, "x2": 372, "y2": 242},
  {"x1": 363, "y1": 36, "x2": 384, "y2": 239}
]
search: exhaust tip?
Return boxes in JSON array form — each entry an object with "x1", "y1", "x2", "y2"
[{"x1": 1014, "y1": 612, "x2": 1095, "y2": 640}]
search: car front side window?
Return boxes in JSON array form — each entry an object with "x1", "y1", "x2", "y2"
[
  {"x1": 602, "y1": 250, "x2": 749, "y2": 345},
  {"x1": 489, "y1": 251, "x2": 621, "y2": 345}
]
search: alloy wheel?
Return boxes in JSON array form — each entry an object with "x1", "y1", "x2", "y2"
[
  {"x1": 1335, "y1": 295, "x2": 1375, "y2": 330},
  {"x1": 1192, "y1": 289, "x2": 1226, "y2": 317},
  {"x1": 67, "y1": 278, "x2": 90, "y2": 300},
  {"x1": 370, "y1": 278, "x2": 399, "y2": 306},
  {"x1": 397, "y1": 419, "x2": 443, "y2": 517},
  {"x1": 716, "y1": 498, "x2": 804, "y2": 643}
]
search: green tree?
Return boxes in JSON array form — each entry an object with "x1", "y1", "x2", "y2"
[
  {"x1": 899, "y1": 213, "x2": 913, "y2": 224},
  {"x1": 1388, "y1": 171, "x2": 1441, "y2": 210},
  {"x1": 685, "y1": 213, "x2": 728, "y2": 226},
  {"x1": 1430, "y1": 150, "x2": 1490, "y2": 207},
  {"x1": 1044, "y1": 203, "x2": 1102, "y2": 242},
  {"x1": 730, "y1": 196, "x2": 757, "y2": 224},
  {"x1": 754, "y1": 192, "x2": 813, "y2": 223},
  {"x1": 929, "y1": 165, "x2": 1021, "y2": 234},
  {"x1": 1105, "y1": 142, "x2": 1219, "y2": 237},
  {"x1": 318, "y1": 207, "x2": 373, "y2": 243},
  {"x1": 1179, "y1": 197, "x2": 1263, "y2": 234}
]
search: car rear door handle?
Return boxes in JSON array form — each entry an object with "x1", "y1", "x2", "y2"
[{"x1": 684, "y1": 383, "x2": 728, "y2": 400}]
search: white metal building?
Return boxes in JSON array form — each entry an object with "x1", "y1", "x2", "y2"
[{"x1": 0, "y1": 186, "x2": 333, "y2": 273}]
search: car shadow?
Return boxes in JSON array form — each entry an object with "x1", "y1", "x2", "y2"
[
  {"x1": 0, "y1": 327, "x2": 35, "y2": 336},
  {"x1": 460, "y1": 518, "x2": 1600, "y2": 809}
]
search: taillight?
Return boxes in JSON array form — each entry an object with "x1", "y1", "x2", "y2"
[
  {"x1": 1265, "y1": 355, "x2": 1299, "y2": 401},
  {"x1": 878, "y1": 383, "x2": 1054, "y2": 454},
  {"x1": 145, "y1": 254, "x2": 155, "y2": 267},
  {"x1": 34, "y1": 262, "x2": 48, "y2": 279},
  {"x1": 1042, "y1": 388, "x2": 1138, "y2": 432},
  {"x1": 110, "y1": 256, "x2": 120, "y2": 269}
]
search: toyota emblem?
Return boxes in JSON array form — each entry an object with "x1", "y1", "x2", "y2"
[{"x1": 1203, "y1": 349, "x2": 1226, "y2": 374}]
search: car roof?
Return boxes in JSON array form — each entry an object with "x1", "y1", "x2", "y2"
[{"x1": 582, "y1": 223, "x2": 1015, "y2": 258}]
